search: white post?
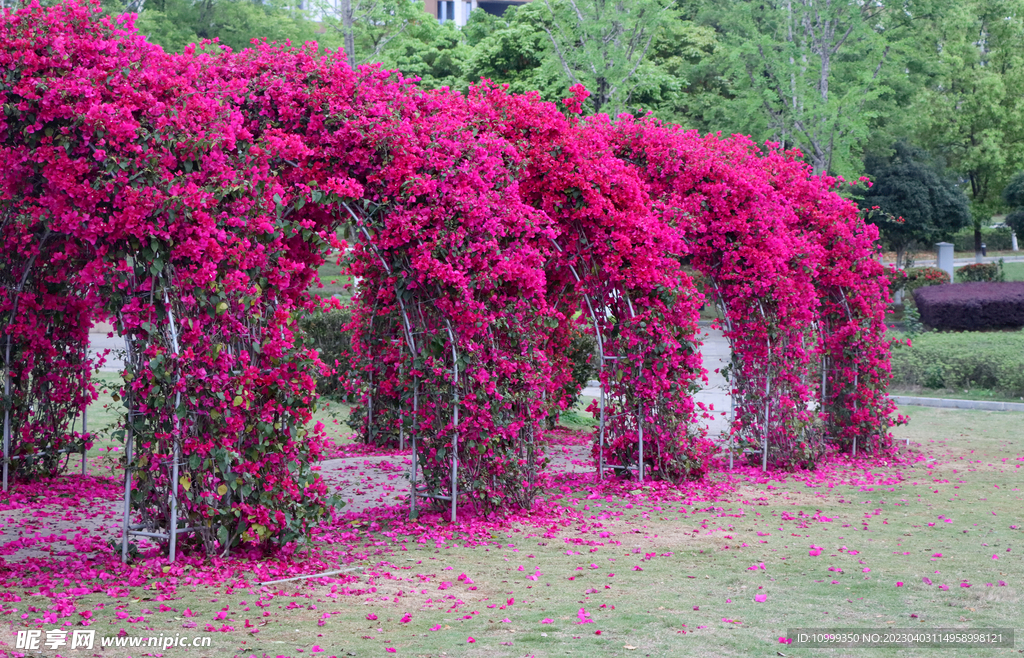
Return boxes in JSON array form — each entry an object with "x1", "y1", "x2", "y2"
[
  {"x1": 3, "y1": 334, "x2": 11, "y2": 493},
  {"x1": 935, "y1": 242, "x2": 954, "y2": 283},
  {"x1": 637, "y1": 402, "x2": 643, "y2": 483},
  {"x1": 1013, "y1": 231, "x2": 1019, "y2": 252},
  {"x1": 82, "y1": 407, "x2": 88, "y2": 476},
  {"x1": 409, "y1": 378, "x2": 418, "y2": 520}
]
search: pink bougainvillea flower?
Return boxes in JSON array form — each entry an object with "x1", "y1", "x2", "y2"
[
  {"x1": 0, "y1": 2, "x2": 907, "y2": 623},
  {"x1": 754, "y1": 594, "x2": 767, "y2": 603},
  {"x1": 366, "y1": 613, "x2": 378, "y2": 621},
  {"x1": 467, "y1": 637, "x2": 475, "y2": 643},
  {"x1": 541, "y1": 618, "x2": 553, "y2": 624}
]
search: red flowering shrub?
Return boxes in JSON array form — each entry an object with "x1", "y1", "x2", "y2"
[
  {"x1": 1, "y1": 3, "x2": 339, "y2": 552},
  {"x1": 904, "y1": 266, "x2": 950, "y2": 292},
  {"x1": 954, "y1": 262, "x2": 1004, "y2": 283},
  {"x1": 605, "y1": 120, "x2": 899, "y2": 466},
  {"x1": 1, "y1": 1, "x2": 901, "y2": 552}
]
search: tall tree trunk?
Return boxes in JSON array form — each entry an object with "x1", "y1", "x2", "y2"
[{"x1": 341, "y1": 0, "x2": 355, "y2": 67}]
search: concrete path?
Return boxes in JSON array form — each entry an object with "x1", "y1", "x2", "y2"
[
  {"x1": 885, "y1": 254, "x2": 1024, "y2": 268},
  {"x1": 581, "y1": 327, "x2": 733, "y2": 439},
  {"x1": 88, "y1": 322, "x2": 126, "y2": 372}
]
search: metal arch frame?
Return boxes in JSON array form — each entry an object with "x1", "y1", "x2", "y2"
[
  {"x1": 756, "y1": 302, "x2": 772, "y2": 473},
  {"x1": 548, "y1": 236, "x2": 646, "y2": 484},
  {"x1": 3, "y1": 228, "x2": 90, "y2": 493},
  {"x1": 342, "y1": 202, "x2": 461, "y2": 522},
  {"x1": 704, "y1": 274, "x2": 776, "y2": 474},
  {"x1": 119, "y1": 273, "x2": 196, "y2": 563},
  {"x1": 704, "y1": 277, "x2": 739, "y2": 470}
]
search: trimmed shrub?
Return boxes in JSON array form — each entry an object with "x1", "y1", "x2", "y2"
[
  {"x1": 951, "y1": 225, "x2": 1015, "y2": 251},
  {"x1": 300, "y1": 307, "x2": 355, "y2": 401},
  {"x1": 890, "y1": 331, "x2": 1024, "y2": 397},
  {"x1": 955, "y1": 261, "x2": 1005, "y2": 283},
  {"x1": 913, "y1": 282, "x2": 1024, "y2": 330},
  {"x1": 904, "y1": 266, "x2": 950, "y2": 294},
  {"x1": 564, "y1": 329, "x2": 598, "y2": 406}
]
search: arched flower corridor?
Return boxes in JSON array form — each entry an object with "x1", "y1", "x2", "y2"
[{"x1": 1, "y1": 2, "x2": 901, "y2": 562}]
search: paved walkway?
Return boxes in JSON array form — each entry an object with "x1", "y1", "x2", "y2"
[
  {"x1": 581, "y1": 326, "x2": 733, "y2": 438},
  {"x1": 884, "y1": 254, "x2": 1024, "y2": 268}
]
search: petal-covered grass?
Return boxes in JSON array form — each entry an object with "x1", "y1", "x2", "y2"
[{"x1": 2, "y1": 406, "x2": 1022, "y2": 657}]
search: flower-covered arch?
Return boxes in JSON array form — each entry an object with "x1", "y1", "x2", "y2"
[{"x1": 2, "y1": 2, "x2": 899, "y2": 560}]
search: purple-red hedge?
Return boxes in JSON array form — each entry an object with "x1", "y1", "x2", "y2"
[{"x1": 914, "y1": 282, "x2": 1024, "y2": 330}]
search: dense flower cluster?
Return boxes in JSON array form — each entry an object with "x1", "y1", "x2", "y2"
[
  {"x1": 1, "y1": 1, "x2": 898, "y2": 552},
  {"x1": 608, "y1": 121, "x2": 900, "y2": 467},
  {"x1": 1, "y1": 3, "x2": 339, "y2": 553}
]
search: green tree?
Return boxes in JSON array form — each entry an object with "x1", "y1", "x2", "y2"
[
  {"x1": 461, "y1": 4, "x2": 567, "y2": 98},
  {"x1": 311, "y1": 0, "x2": 425, "y2": 66},
  {"x1": 537, "y1": 0, "x2": 676, "y2": 115},
  {"x1": 905, "y1": 0, "x2": 1024, "y2": 260},
  {"x1": 129, "y1": 0, "x2": 324, "y2": 53},
  {"x1": 697, "y1": 0, "x2": 892, "y2": 178},
  {"x1": 858, "y1": 142, "x2": 971, "y2": 267},
  {"x1": 637, "y1": 16, "x2": 719, "y2": 124},
  {"x1": 460, "y1": 1, "x2": 717, "y2": 123},
  {"x1": 374, "y1": 17, "x2": 472, "y2": 89},
  {"x1": 1002, "y1": 171, "x2": 1024, "y2": 240}
]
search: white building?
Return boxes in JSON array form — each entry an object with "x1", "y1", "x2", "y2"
[{"x1": 423, "y1": 0, "x2": 528, "y2": 26}]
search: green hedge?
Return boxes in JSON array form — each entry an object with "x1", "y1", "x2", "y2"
[
  {"x1": 951, "y1": 226, "x2": 1015, "y2": 252},
  {"x1": 300, "y1": 308, "x2": 355, "y2": 401},
  {"x1": 890, "y1": 331, "x2": 1024, "y2": 397}
]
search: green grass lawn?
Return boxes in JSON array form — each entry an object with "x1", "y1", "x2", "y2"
[
  {"x1": 889, "y1": 386, "x2": 1024, "y2": 403},
  {"x1": 310, "y1": 260, "x2": 354, "y2": 303},
  {"x1": 1001, "y1": 261, "x2": 1024, "y2": 282},
  {"x1": 55, "y1": 405, "x2": 1023, "y2": 658}
]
